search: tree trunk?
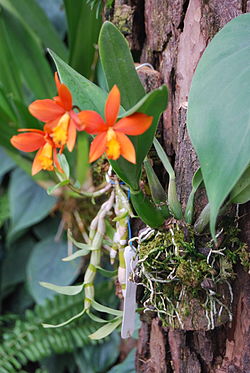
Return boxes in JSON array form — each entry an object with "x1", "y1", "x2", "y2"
[{"x1": 106, "y1": 1, "x2": 250, "y2": 371}]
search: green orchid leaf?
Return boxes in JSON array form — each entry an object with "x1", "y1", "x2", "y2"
[
  {"x1": 57, "y1": 153, "x2": 70, "y2": 179},
  {"x1": 95, "y1": 266, "x2": 118, "y2": 278},
  {"x1": 92, "y1": 300, "x2": 123, "y2": 316},
  {"x1": 99, "y1": 21, "x2": 145, "y2": 110},
  {"x1": 184, "y1": 168, "x2": 203, "y2": 224},
  {"x1": 153, "y1": 138, "x2": 182, "y2": 219},
  {"x1": 110, "y1": 86, "x2": 168, "y2": 190},
  {"x1": 229, "y1": 165, "x2": 250, "y2": 204},
  {"x1": 47, "y1": 180, "x2": 70, "y2": 195},
  {"x1": 75, "y1": 132, "x2": 89, "y2": 185},
  {"x1": 187, "y1": 14, "x2": 250, "y2": 238},
  {"x1": 88, "y1": 318, "x2": 122, "y2": 340},
  {"x1": 40, "y1": 282, "x2": 84, "y2": 296},
  {"x1": 64, "y1": 0, "x2": 102, "y2": 79},
  {"x1": 49, "y1": 50, "x2": 107, "y2": 116}
]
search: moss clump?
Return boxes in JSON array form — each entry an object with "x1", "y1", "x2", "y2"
[{"x1": 135, "y1": 220, "x2": 248, "y2": 330}]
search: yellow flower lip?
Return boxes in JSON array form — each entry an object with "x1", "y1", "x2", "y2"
[
  {"x1": 52, "y1": 113, "x2": 70, "y2": 147},
  {"x1": 106, "y1": 128, "x2": 121, "y2": 160},
  {"x1": 38, "y1": 143, "x2": 54, "y2": 171}
]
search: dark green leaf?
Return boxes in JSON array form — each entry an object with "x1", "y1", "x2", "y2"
[
  {"x1": 187, "y1": 14, "x2": 250, "y2": 237},
  {"x1": 99, "y1": 21, "x2": 145, "y2": 110},
  {"x1": 0, "y1": 147, "x2": 15, "y2": 179},
  {"x1": 64, "y1": 0, "x2": 102, "y2": 78},
  {"x1": 27, "y1": 237, "x2": 81, "y2": 303},
  {"x1": 1, "y1": 236, "x2": 35, "y2": 291},
  {"x1": 49, "y1": 50, "x2": 107, "y2": 115},
  {"x1": 8, "y1": 169, "x2": 56, "y2": 240},
  {"x1": 2, "y1": 7, "x2": 54, "y2": 99},
  {"x1": 0, "y1": 0, "x2": 68, "y2": 60}
]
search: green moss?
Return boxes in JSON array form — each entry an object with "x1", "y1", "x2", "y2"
[{"x1": 135, "y1": 220, "x2": 248, "y2": 329}]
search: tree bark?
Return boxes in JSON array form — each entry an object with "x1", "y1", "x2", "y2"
[{"x1": 107, "y1": 1, "x2": 250, "y2": 371}]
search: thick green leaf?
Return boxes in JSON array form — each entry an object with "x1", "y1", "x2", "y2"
[
  {"x1": 0, "y1": 0, "x2": 68, "y2": 60},
  {"x1": 88, "y1": 318, "x2": 122, "y2": 340},
  {"x1": 40, "y1": 282, "x2": 84, "y2": 296},
  {"x1": 187, "y1": 14, "x2": 250, "y2": 237},
  {"x1": 8, "y1": 169, "x2": 56, "y2": 240},
  {"x1": 64, "y1": 0, "x2": 102, "y2": 78},
  {"x1": 184, "y1": 168, "x2": 203, "y2": 223},
  {"x1": 153, "y1": 138, "x2": 182, "y2": 219},
  {"x1": 76, "y1": 132, "x2": 89, "y2": 185},
  {"x1": 230, "y1": 165, "x2": 250, "y2": 204},
  {"x1": 49, "y1": 50, "x2": 107, "y2": 115},
  {"x1": 27, "y1": 237, "x2": 81, "y2": 303},
  {"x1": 2, "y1": 7, "x2": 54, "y2": 99},
  {"x1": 111, "y1": 86, "x2": 168, "y2": 190},
  {"x1": 99, "y1": 21, "x2": 145, "y2": 110}
]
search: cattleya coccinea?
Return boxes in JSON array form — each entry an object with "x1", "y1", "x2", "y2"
[
  {"x1": 29, "y1": 73, "x2": 81, "y2": 152},
  {"x1": 10, "y1": 129, "x2": 62, "y2": 175},
  {"x1": 11, "y1": 77, "x2": 154, "y2": 175},
  {"x1": 78, "y1": 85, "x2": 153, "y2": 164}
]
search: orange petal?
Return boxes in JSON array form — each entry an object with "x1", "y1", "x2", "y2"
[
  {"x1": 105, "y1": 85, "x2": 120, "y2": 126},
  {"x1": 32, "y1": 148, "x2": 43, "y2": 175},
  {"x1": 10, "y1": 132, "x2": 46, "y2": 152},
  {"x1": 78, "y1": 110, "x2": 107, "y2": 134},
  {"x1": 67, "y1": 120, "x2": 77, "y2": 152},
  {"x1": 58, "y1": 84, "x2": 72, "y2": 111},
  {"x1": 54, "y1": 72, "x2": 61, "y2": 92},
  {"x1": 29, "y1": 99, "x2": 65, "y2": 121},
  {"x1": 116, "y1": 132, "x2": 136, "y2": 164},
  {"x1": 89, "y1": 133, "x2": 107, "y2": 163},
  {"x1": 18, "y1": 128, "x2": 44, "y2": 134},
  {"x1": 114, "y1": 113, "x2": 153, "y2": 135}
]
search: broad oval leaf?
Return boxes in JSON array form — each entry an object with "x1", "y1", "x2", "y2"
[
  {"x1": 27, "y1": 237, "x2": 81, "y2": 303},
  {"x1": 99, "y1": 21, "x2": 145, "y2": 110},
  {"x1": 230, "y1": 165, "x2": 250, "y2": 204},
  {"x1": 49, "y1": 50, "x2": 107, "y2": 116},
  {"x1": 187, "y1": 14, "x2": 250, "y2": 237},
  {"x1": 8, "y1": 169, "x2": 56, "y2": 241}
]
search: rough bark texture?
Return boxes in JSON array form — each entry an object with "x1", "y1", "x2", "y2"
[{"x1": 106, "y1": 0, "x2": 250, "y2": 371}]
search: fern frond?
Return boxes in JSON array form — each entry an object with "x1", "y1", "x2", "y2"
[{"x1": 0, "y1": 293, "x2": 103, "y2": 373}]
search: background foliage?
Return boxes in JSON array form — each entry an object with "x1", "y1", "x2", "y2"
[{"x1": 0, "y1": 1, "x2": 135, "y2": 372}]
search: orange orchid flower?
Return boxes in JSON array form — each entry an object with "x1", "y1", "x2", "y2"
[
  {"x1": 78, "y1": 85, "x2": 153, "y2": 164},
  {"x1": 10, "y1": 129, "x2": 62, "y2": 175},
  {"x1": 28, "y1": 73, "x2": 81, "y2": 152}
]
